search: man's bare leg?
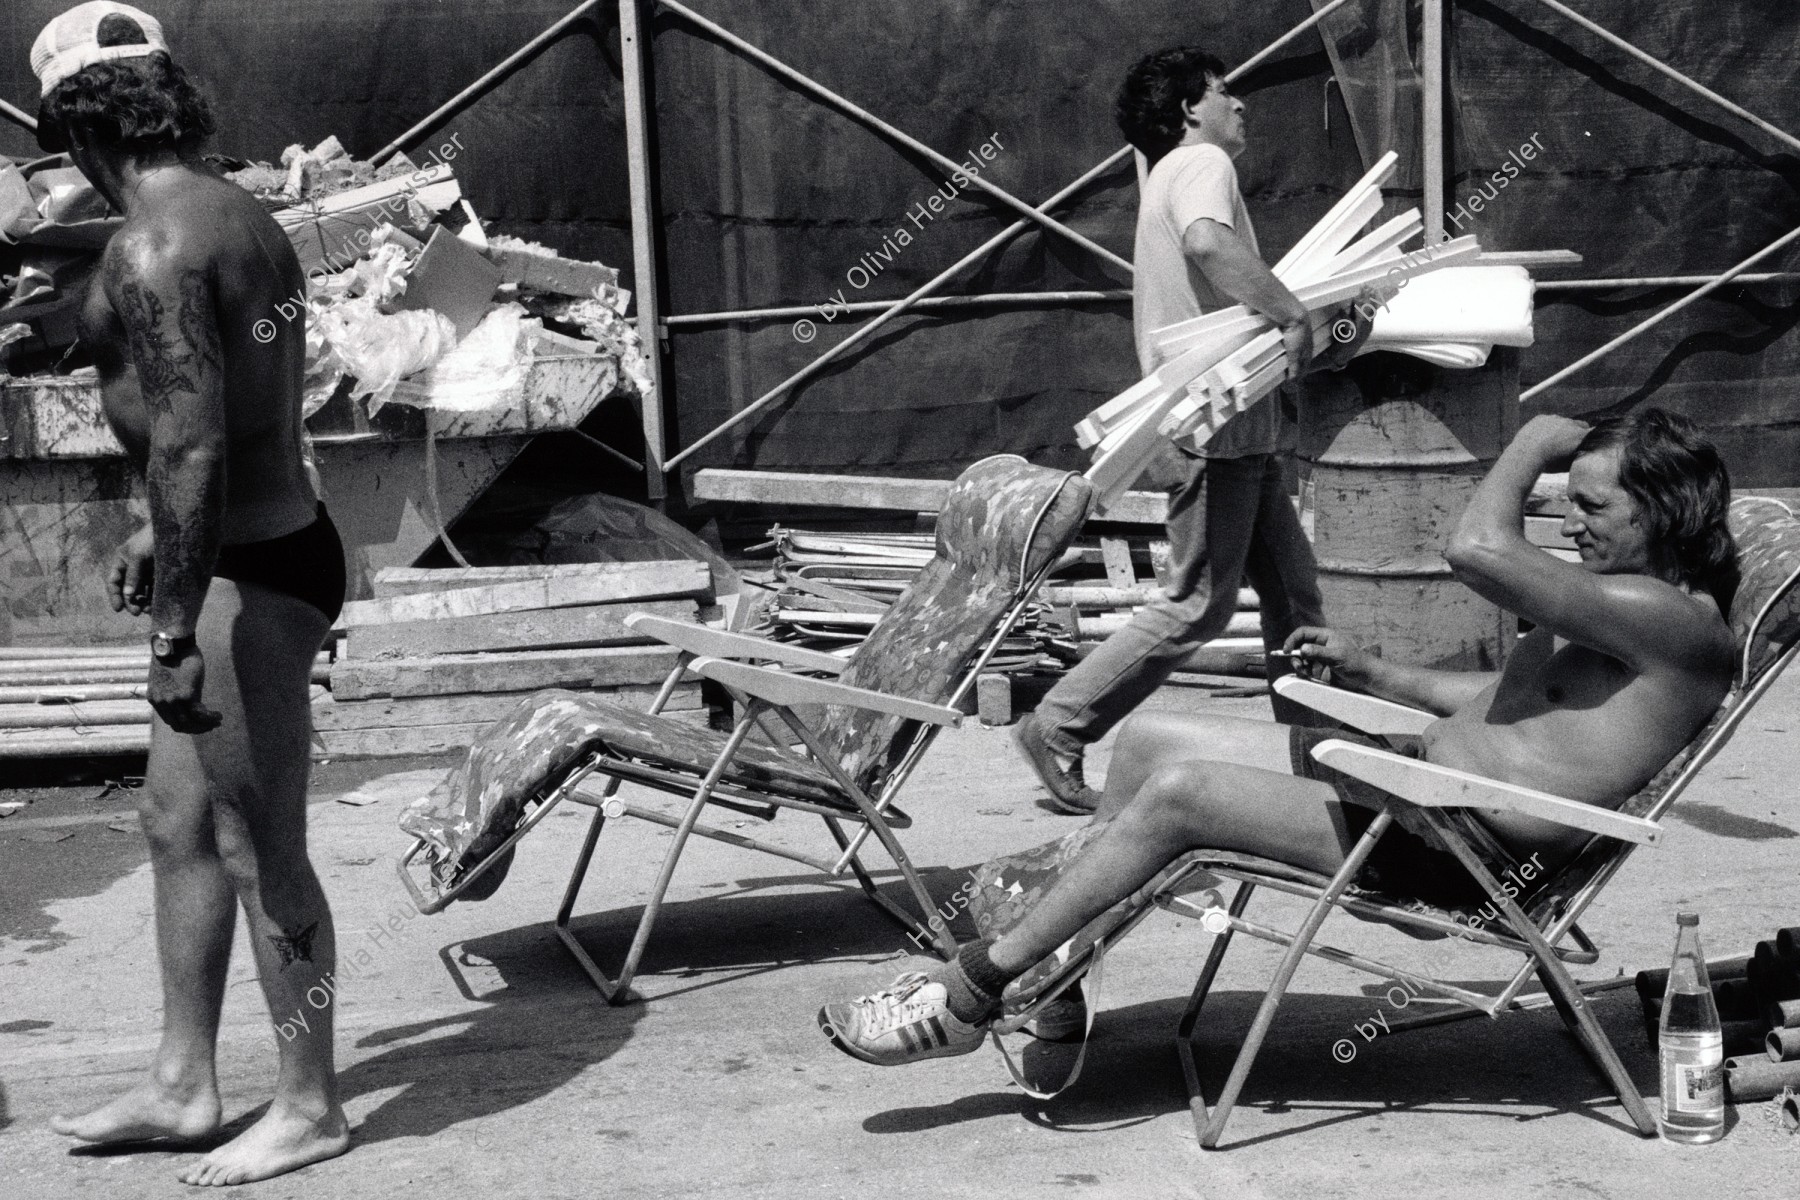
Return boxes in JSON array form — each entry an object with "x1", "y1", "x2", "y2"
[
  {"x1": 818, "y1": 712, "x2": 1371, "y2": 1062},
  {"x1": 168, "y1": 580, "x2": 347, "y2": 1187},
  {"x1": 49, "y1": 711, "x2": 235, "y2": 1144},
  {"x1": 989, "y1": 712, "x2": 1355, "y2": 976}
]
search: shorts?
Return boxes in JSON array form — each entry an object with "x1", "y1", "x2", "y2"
[
  {"x1": 1289, "y1": 725, "x2": 1492, "y2": 910},
  {"x1": 215, "y1": 503, "x2": 346, "y2": 624}
]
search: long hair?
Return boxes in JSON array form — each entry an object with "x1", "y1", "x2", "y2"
[
  {"x1": 1575, "y1": 408, "x2": 1738, "y2": 612},
  {"x1": 39, "y1": 51, "x2": 214, "y2": 154},
  {"x1": 1114, "y1": 46, "x2": 1227, "y2": 165}
]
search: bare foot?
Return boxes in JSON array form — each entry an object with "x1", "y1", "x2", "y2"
[
  {"x1": 177, "y1": 1100, "x2": 349, "y2": 1187},
  {"x1": 51, "y1": 1079, "x2": 221, "y2": 1145}
]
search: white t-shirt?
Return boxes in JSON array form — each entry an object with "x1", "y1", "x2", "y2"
[{"x1": 1133, "y1": 142, "x2": 1279, "y2": 458}]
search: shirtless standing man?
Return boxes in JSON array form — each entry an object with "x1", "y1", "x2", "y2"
[
  {"x1": 820, "y1": 409, "x2": 1739, "y2": 1063},
  {"x1": 36, "y1": 4, "x2": 350, "y2": 1184}
]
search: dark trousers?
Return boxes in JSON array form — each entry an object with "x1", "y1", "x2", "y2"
[{"x1": 1035, "y1": 451, "x2": 1326, "y2": 754}]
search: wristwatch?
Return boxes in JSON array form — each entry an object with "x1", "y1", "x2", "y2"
[{"x1": 150, "y1": 631, "x2": 197, "y2": 664}]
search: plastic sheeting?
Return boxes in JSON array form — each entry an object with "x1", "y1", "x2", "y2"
[{"x1": 4, "y1": 2, "x2": 1797, "y2": 485}]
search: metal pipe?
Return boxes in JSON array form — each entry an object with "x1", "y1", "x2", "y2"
[
  {"x1": 620, "y1": 0, "x2": 668, "y2": 501},
  {"x1": 662, "y1": 0, "x2": 1350, "y2": 471},
  {"x1": 661, "y1": 290, "x2": 1129, "y2": 327},
  {"x1": 371, "y1": 0, "x2": 605, "y2": 164},
  {"x1": 658, "y1": 0, "x2": 1132, "y2": 276},
  {"x1": 1422, "y1": 0, "x2": 1446, "y2": 243},
  {"x1": 663, "y1": 152, "x2": 1131, "y2": 469},
  {"x1": 1534, "y1": 271, "x2": 1800, "y2": 291},
  {"x1": 1521, "y1": 222, "x2": 1800, "y2": 400},
  {"x1": 1, "y1": 97, "x2": 38, "y2": 133},
  {"x1": 565, "y1": 426, "x2": 644, "y2": 472},
  {"x1": 1527, "y1": 0, "x2": 1800, "y2": 158}
]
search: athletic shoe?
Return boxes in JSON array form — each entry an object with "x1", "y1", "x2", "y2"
[
  {"x1": 1022, "y1": 982, "x2": 1088, "y2": 1043},
  {"x1": 1012, "y1": 716, "x2": 1102, "y2": 814},
  {"x1": 818, "y1": 972, "x2": 988, "y2": 1066}
]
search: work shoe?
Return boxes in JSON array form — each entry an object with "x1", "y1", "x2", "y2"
[
  {"x1": 818, "y1": 972, "x2": 989, "y2": 1066},
  {"x1": 1022, "y1": 982, "x2": 1088, "y2": 1043},
  {"x1": 1013, "y1": 716, "x2": 1102, "y2": 814}
]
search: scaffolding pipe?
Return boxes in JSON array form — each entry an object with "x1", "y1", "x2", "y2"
[
  {"x1": 659, "y1": 0, "x2": 1131, "y2": 275},
  {"x1": 620, "y1": 0, "x2": 667, "y2": 500},
  {"x1": 1527, "y1": 0, "x2": 1800, "y2": 159},
  {"x1": 1422, "y1": 0, "x2": 1445, "y2": 243},
  {"x1": 1536, "y1": 271, "x2": 1800, "y2": 292},
  {"x1": 662, "y1": 290, "x2": 1130, "y2": 327},
  {"x1": 662, "y1": 0, "x2": 1354, "y2": 471},
  {"x1": 1, "y1": 96, "x2": 37, "y2": 133},
  {"x1": 371, "y1": 0, "x2": 605, "y2": 165},
  {"x1": 1520, "y1": 222, "x2": 1800, "y2": 401}
]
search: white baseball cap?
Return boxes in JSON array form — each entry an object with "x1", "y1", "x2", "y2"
[{"x1": 31, "y1": 3, "x2": 168, "y2": 96}]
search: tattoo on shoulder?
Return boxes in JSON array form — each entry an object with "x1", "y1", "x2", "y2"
[
  {"x1": 112, "y1": 259, "x2": 219, "y2": 412},
  {"x1": 267, "y1": 921, "x2": 320, "y2": 969}
]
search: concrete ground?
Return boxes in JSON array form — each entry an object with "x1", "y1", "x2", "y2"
[{"x1": 3, "y1": 679, "x2": 1799, "y2": 1199}]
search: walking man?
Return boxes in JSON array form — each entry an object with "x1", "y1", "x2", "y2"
[
  {"x1": 1015, "y1": 46, "x2": 1364, "y2": 813},
  {"x1": 37, "y1": 4, "x2": 350, "y2": 1185}
]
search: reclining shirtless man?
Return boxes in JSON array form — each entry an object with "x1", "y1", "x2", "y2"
[
  {"x1": 820, "y1": 408, "x2": 1739, "y2": 1064},
  {"x1": 37, "y1": 4, "x2": 350, "y2": 1184}
]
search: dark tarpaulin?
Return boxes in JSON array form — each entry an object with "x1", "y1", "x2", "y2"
[
  {"x1": 1317, "y1": 0, "x2": 1800, "y2": 486},
  {"x1": 3, "y1": 2, "x2": 1797, "y2": 487}
]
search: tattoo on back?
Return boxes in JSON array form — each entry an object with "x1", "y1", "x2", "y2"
[{"x1": 268, "y1": 922, "x2": 320, "y2": 969}]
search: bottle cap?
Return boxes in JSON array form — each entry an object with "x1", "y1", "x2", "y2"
[{"x1": 1677, "y1": 911, "x2": 1699, "y2": 926}]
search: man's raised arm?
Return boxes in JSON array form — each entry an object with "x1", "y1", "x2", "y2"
[
  {"x1": 1445, "y1": 415, "x2": 1721, "y2": 672},
  {"x1": 105, "y1": 228, "x2": 226, "y2": 731}
]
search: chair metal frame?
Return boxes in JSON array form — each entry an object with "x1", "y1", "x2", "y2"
[
  {"x1": 1150, "y1": 552, "x2": 1800, "y2": 1147},
  {"x1": 398, "y1": 460, "x2": 1086, "y2": 1003}
]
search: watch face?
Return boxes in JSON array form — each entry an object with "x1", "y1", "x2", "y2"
[{"x1": 151, "y1": 633, "x2": 172, "y2": 659}]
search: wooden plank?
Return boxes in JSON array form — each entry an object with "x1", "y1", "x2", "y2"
[
  {"x1": 1099, "y1": 537, "x2": 1137, "y2": 589},
  {"x1": 1270, "y1": 151, "x2": 1398, "y2": 279},
  {"x1": 1524, "y1": 515, "x2": 1575, "y2": 549},
  {"x1": 0, "y1": 725, "x2": 150, "y2": 758},
  {"x1": 312, "y1": 683, "x2": 700, "y2": 731},
  {"x1": 329, "y1": 644, "x2": 682, "y2": 700},
  {"x1": 340, "y1": 561, "x2": 710, "y2": 626},
  {"x1": 345, "y1": 599, "x2": 697, "y2": 659},
  {"x1": 370, "y1": 562, "x2": 691, "y2": 597},
  {"x1": 691, "y1": 468, "x2": 1171, "y2": 526},
  {"x1": 0, "y1": 699, "x2": 152, "y2": 729}
]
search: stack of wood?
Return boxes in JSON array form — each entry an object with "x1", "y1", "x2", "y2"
[
  {"x1": 0, "y1": 647, "x2": 330, "y2": 758},
  {"x1": 746, "y1": 525, "x2": 1273, "y2": 708},
  {"x1": 1636, "y1": 926, "x2": 1800, "y2": 1103},
  {"x1": 318, "y1": 560, "x2": 713, "y2": 758},
  {"x1": 745, "y1": 529, "x2": 1060, "y2": 671},
  {"x1": 1075, "y1": 151, "x2": 1483, "y2": 511}
]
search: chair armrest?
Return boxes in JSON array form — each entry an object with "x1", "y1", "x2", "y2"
[
  {"x1": 625, "y1": 614, "x2": 846, "y2": 674},
  {"x1": 1273, "y1": 676, "x2": 1435, "y2": 736},
  {"x1": 1310, "y1": 739, "x2": 1663, "y2": 847},
  {"x1": 687, "y1": 657, "x2": 962, "y2": 727}
]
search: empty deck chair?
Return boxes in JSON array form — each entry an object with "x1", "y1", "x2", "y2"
[
  {"x1": 973, "y1": 495, "x2": 1800, "y2": 1145},
  {"x1": 397, "y1": 454, "x2": 1093, "y2": 1002}
]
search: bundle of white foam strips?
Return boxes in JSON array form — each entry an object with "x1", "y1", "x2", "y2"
[{"x1": 1079, "y1": 151, "x2": 1534, "y2": 510}]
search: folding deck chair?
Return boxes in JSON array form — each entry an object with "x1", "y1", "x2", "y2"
[
  {"x1": 980, "y1": 495, "x2": 1800, "y2": 1146},
  {"x1": 396, "y1": 453, "x2": 1093, "y2": 1002}
]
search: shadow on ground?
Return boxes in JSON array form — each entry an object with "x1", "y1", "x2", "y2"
[
  {"x1": 861, "y1": 985, "x2": 1660, "y2": 1150},
  {"x1": 314, "y1": 865, "x2": 968, "y2": 1148}
]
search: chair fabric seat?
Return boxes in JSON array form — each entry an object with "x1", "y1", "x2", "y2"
[{"x1": 399, "y1": 689, "x2": 854, "y2": 895}]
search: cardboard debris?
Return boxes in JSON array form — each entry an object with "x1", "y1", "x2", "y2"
[{"x1": 397, "y1": 227, "x2": 503, "y2": 340}]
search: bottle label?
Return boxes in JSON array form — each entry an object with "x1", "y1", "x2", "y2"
[{"x1": 1661, "y1": 1046, "x2": 1724, "y2": 1114}]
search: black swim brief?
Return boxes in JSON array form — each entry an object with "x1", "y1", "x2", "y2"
[
  {"x1": 214, "y1": 503, "x2": 346, "y2": 624},
  {"x1": 1289, "y1": 725, "x2": 1493, "y2": 910}
]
